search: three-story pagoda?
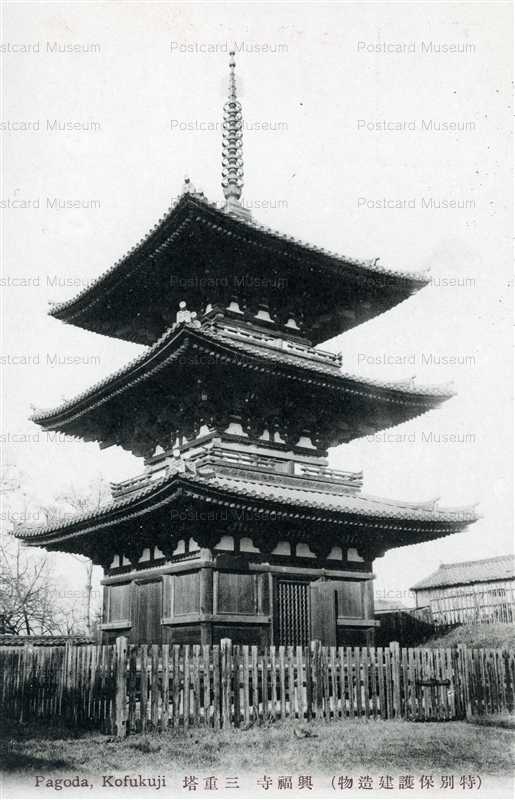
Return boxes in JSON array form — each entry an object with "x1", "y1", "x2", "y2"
[{"x1": 17, "y1": 54, "x2": 478, "y2": 646}]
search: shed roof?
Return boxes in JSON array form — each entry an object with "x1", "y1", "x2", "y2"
[{"x1": 411, "y1": 555, "x2": 515, "y2": 591}]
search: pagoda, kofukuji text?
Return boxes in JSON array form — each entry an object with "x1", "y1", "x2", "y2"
[{"x1": 17, "y1": 54, "x2": 478, "y2": 646}]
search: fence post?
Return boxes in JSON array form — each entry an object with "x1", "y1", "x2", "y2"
[
  {"x1": 221, "y1": 638, "x2": 232, "y2": 728},
  {"x1": 114, "y1": 636, "x2": 129, "y2": 738},
  {"x1": 457, "y1": 644, "x2": 471, "y2": 719},
  {"x1": 305, "y1": 642, "x2": 315, "y2": 722},
  {"x1": 310, "y1": 640, "x2": 322, "y2": 720},
  {"x1": 389, "y1": 641, "x2": 401, "y2": 718}
]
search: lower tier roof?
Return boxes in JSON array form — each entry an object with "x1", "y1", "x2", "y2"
[{"x1": 16, "y1": 458, "x2": 479, "y2": 565}]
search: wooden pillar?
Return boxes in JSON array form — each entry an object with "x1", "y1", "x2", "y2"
[
  {"x1": 365, "y1": 627, "x2": 375, "y2": 646},
  {"x1": 363, "y1": 579, "x2": 374, "y2": 619},
  {"x1": 310, "y1": 580, "x2": 337, "y2": 646},
  {"x1": 102, "y1": 585, "x2": 109, "y2": 641},
  {"x1": 267, "y1": 569, "x2": 274, "y2": 646},
  {"x1": 200, "y1": 556, "x2": 213, "y2": 645}
]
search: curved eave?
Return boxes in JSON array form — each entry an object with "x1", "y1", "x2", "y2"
[
  {"x1": 29, "y1": 324, "x2": 453, "y2": 440},
  {"x1": 15, "y1": 471, "x2": 479, "y2": 551},
  {"x1": 47, "y1": 193, "x2": 429, "y2": 345}
]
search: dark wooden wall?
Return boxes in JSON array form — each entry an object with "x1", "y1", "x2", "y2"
[
  {"x1": 102, "y1": 568, "x2": 374, "y2": 646},
  {"x1": 133, "y1": 581, "x2": 162, "y2": 643}
]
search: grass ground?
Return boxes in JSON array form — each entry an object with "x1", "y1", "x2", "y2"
[
  {"x1": 1, "y1": 716, "x2": 514, "y2": 776},
  {"x1": 423, "y1": 623, "x2": 515, "y2": 650}
]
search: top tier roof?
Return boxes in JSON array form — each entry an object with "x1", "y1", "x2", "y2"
[
  {"x1": 49, "y1": 192, "x2": 429, "y2": 346},
  {"x1": 48, "y1": 52, "x2": 430, "y2": 347}
]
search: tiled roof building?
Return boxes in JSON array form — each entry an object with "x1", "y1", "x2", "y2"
[{"x1": 411, "y1": 556, "x2": 514, "y2": 625}]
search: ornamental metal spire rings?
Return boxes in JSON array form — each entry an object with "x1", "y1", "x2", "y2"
[{"x1": 221, "y1": 51, "x2": 250, "y2": 219}]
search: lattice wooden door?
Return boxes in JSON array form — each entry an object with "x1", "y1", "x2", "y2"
[{"x1": 276, "y1": 579, "x2": 310, "y2": 646}]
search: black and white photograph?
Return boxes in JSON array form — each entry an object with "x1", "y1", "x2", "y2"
[{"x1": 0, "y1": 2, "x2": 513, "y2": 798}]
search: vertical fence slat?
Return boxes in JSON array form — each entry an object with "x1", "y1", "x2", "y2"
[
  {"x1": 151, "y1": 644, "x2": 160, "y2": 731},
  {"x1": 328, "y1": 646, "x2": 336, "y2": 720},
  {"x1": 279, "y1": 646, "x2": 286, "y2": 721},
  {"x1": 296, "y1": 646, "x2": 304, "y2": 722},
  {"x1": 201, "y1": 644, "x2": 209, "y2": 727},
  {"x1": 212, "y1": 645, "x2": 220, "y2": 730},
  {"x1": 345, "y1": 647, "x2": 353, "y2": 718},
  {"x1": 242, "y1": 646, "x2": 250, "y2": 726},
  {"x1": 192, "y1": 645, "x2": 201, "y2": 729},
  {"x1": 184, "y1": 644, "x2": 191, "y2": 730},
  {"x1": 287, "y1": 646, "x2": 295, "y2": 719},
  {"x1": 322, "y1": 646, "x2": 330, "y2": 721},
  {"x1": 356, "y1": 647, "x2": 364, "y2": 718},
  {"x1": 233, "y1": 645, "x2": 241, "y2": 728},
  {"x1": 311, "y1": 641, "x2": 320, "y2": 720},
  {"x1": 161, "y1": 644, "x2": 170, "y2": 731},
  {"x1": 140, "y1": 645, "x2": 148, "y2": 734},
  {"x1": 261, "y1": 647, "x2": 268, "y2": 723},
  {"x1": 270, "y1": 646, "x2": 278, "y2": 721},
  {"x1": 171, "y1": 645, "x2": 180, "y2": 729},
  {"x1": 127, "y1": 645, "x2": 136, "y2": 733},
  {"x1": 362, "y1": 647, "x2": 370, "y2": 719},
  {"x1": 252, "y1": 646, "x2": 260, "y2": 722},
  {"x1": 390, "y1": 642, "x2": 401, "y2": 719}
]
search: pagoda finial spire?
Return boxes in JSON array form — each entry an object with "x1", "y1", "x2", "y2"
[{"x1": 221, "y1": 51, "x2": 250, "y2": 219}]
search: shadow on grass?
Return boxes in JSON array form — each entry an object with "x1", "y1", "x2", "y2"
[
  {"x1": 0, "y1": 720, "x2": 88, "y2": 774},
  {"x1": 0, "y1": 720, "x2": 94, "y2": 741},
  {"x1": 1, "y1": 747, "x2": 72, "y2": 773},
  {"x1": 470, "y1": 714, "x2": 515, "y2": 730}
]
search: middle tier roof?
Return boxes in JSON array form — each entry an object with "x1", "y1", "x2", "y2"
[{"x1": 31, "y1": 317, "x2": 454, "y2": 458}]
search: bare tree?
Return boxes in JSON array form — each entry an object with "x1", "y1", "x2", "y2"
[
  {"x1": 0, "y1": 536, "x2": 62, "y2": 635},
  {"x1": 0, "y1": 457, "x2": 61, "y2": 634},
  {"x1": 0, "y1": 464, "x2": 110, "y2": 637},
  {"x1": 39, "y1": 476, "x2": 111, "y2": 636}
]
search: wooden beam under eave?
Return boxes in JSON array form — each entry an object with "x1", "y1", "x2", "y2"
[
  {"x1": 355, "y1": 423, "x2": 377, "y2": 438},
  {"x1": 99, "y1": 438, "x2": 117, "y2": 450}
]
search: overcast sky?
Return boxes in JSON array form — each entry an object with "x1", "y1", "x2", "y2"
[{"x1": 1, "y1": 2, "x2": 512, "y2": 606}]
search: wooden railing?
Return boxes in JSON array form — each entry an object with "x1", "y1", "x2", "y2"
[
  {"x1": 0, "y1": 639, "x2": 513, "y2": 737},
  {"x1": 213, "y1": 322, "x2": 343, "y2": 367}
]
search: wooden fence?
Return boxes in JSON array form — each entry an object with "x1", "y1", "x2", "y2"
[
  {"x1": 0, "y1": 643, "x2": 117, "y2": 732},
  {"x1": 1, "y1": 639, "x2": 513, "y2": 737},
  {"x1": 431, "y1": 599, "x2": 515, "y2": 626}
]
